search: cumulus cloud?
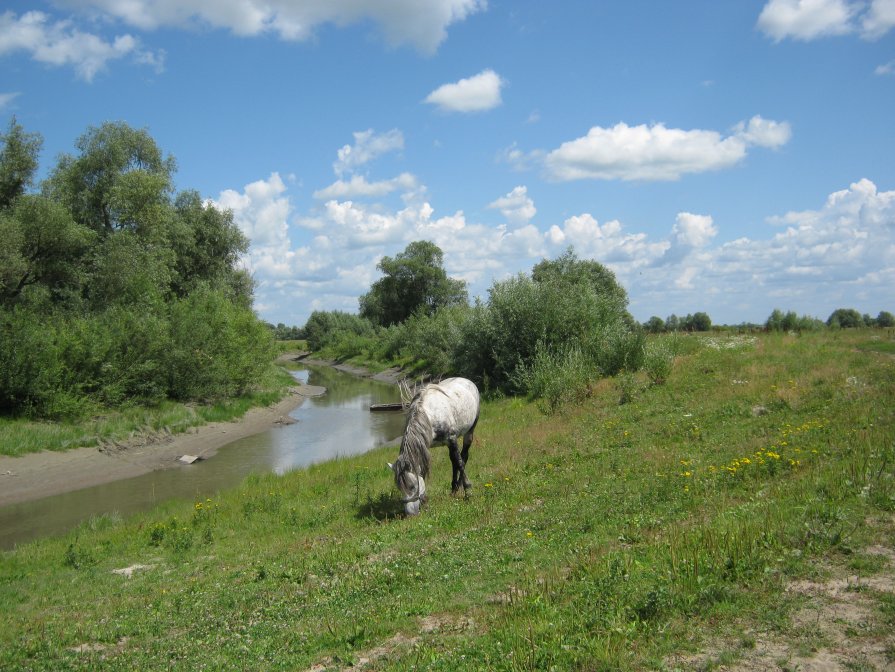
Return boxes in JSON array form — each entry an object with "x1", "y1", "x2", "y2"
[
  {"x1": 863, "y1": 0, "x2": 895, "y2": 38},
  {"x1": 216, "y1": 161, "x2": 893, "y2": 329},
  {"x1": 633, "y1": 178, "x2": 895, "y2": 321},
  {"x1": 333, "y1": 129, "x2": 404, "y2": 177},
  {"x1": 733, "y1": 115, "x2": 793, "y2": 148},
  {"x1": 757, "y1": 0, "x2": 857, "y2": 41},
  {"x1": 314, "y1": 173, "x2": 418, "y2": 200},
  {"x1": 544, "y1": 117, "x2": 790, "y2": 182},
  {"x1": 0, "y1": 10, "x2": 162, "y2": 80},
  {"x1": 58, "y1": 0, "x2": 485, "y2": 53},
  {"x1": 653, "y1": 212, "x2": 718, "y2": 266},
  {"x1": 876, "y1": 59, "x2": 895, "y2": 75},
  {"x1": 424, "y1": 69, "x2": 504, "y2": 113},
  {"x1": 757, "y1": 0, "x2": 895, "y2": 41},
  {"x1": 488, "y1": 186, "x2": 536, "y2": 226},
  {"x1": 214, "y1": 172, "x2": 292, "y2": 252}
]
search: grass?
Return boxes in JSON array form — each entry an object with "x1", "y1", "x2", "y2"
[
  {"x1": 0, "y1": 364, "x2": 297, "y2": 457},
  {"x1": 1, "y1": 329, "x2": 893, "y2": 670}
]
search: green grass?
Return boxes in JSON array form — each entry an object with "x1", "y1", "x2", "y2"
[
  {"x1": 1, "y1": 330, "x2": 893, "y2": 670},
  {"x1": 0, "y1": 365, "x2": 297, "y2": 457}
]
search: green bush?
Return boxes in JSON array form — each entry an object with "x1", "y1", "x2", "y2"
[
  {"x1": 643, "y1": 339, "x2": 674, "y2": 385},
  {"x1": 457, "y1": 273, "x2": 642, "y2": 395},
  {"x1": 168, "y1": 287, "x2": 274, "y2": 399},
  {"x1": 385, "y1": 305, "x2": 469, "y2": 374},
  {"x1": 304, "y1": 310, "x2": 375, "y2": 351},
  {"x1": 0, "y1": 307, "x2": 66, "y2": 416}
]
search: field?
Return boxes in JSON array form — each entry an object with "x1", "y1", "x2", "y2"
[{"x1": 1, "y1": 330, "x2": 893, "y2": 670}]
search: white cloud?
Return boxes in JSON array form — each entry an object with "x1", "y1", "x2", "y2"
[
  {"x1": 217, "y1": 165, "x2": 894, "y2": 329},
  {"x1": 0, "y1": 92, "x2": 20, "y2": 109},
  {"x1": 333, "y1": 129, "x2": 404, "y2": 177},
  {"x1": 544, "y1": 117, "x2": 790, "y2": 182},
  {"x1": 672, "y1": 213, "x2": 718, "y2": 248},
  {"x1": 488, "y1": 186, "x2": 536, "y2": 226},
  {"x1": 547, "y1": 214, "x2": 663, "y2": 266},
  {"x1": 876, "y1": 59, "x2": 895, "y2": 75},
  {"x1": 214, "y1": 172, "x2": 292, "y2": 249},
  {"x1": 0, "y1": 10, "x2": 162, "y2": 81},
  {"x1": 757, "y1": 0, "x2": 895, "y2": 41},
  {"x1": 757, "y1": 0, "x2": 857, "y2": 41},
  {"x1": 424, "y1": 69, "x2": 504, "y2": 113},
  {"x1": 733, "y1": 115, "x2": 792, "y2": 148},
  {"x1": 314, "y1": 173, "x2": 418, "y2": 200},
  {"x1": 59, "y1": 0, "x2": 485, "y2": 53},
  {"x1": 862, "y1": 0, "x2": 895, "y2": 38}
]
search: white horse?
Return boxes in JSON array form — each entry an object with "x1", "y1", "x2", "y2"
[{"x1": 388, "y1": 377, "x2": 480, "y2": 516}]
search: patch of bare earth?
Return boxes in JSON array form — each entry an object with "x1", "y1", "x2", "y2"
[
  {"x1": 303, "y1": 613, "x2": 475, "y2": 671},
  {"x1": 667, "y1": 523, "x2": 895, "y2": 671}
]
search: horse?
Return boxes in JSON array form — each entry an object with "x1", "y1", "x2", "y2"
[{"x1": 387, "y1": 377, "x2": 480, "y2": 516}]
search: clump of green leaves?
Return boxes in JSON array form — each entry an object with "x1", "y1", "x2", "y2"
[{"x1": 0, "y1": 118, "x2": 273, "y2": 418}]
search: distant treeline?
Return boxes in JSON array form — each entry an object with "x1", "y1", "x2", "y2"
[
  {"x1": 0, "y1": 119, "x2": 273, "y2": 418},
  {"x1": 642, "y1": 308, "x2": 894, "y2": 334}
]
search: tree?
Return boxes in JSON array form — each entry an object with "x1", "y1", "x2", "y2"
[
  {"x1": 45, "y1": 122, "x2": 176, "y2": 236},
  {"x1": 170, "y1": 190, "x2": 249, "y2": 298},
  {"x1": 532, "y1": 248, "x2": 628, "y2": 310},
  {"x1": 359, "y1": 240, "x2": 467, "y2": 326},
  {"x1": 644, "y1": 316, "x2": 665, "y2": 333},
  {"x1": 877, "y1": 310, "x2": 895, "y2": 328},
  {"x1": 0, "y1": 117, "x2": 42, "y2": 209},
  {"x1": 666, "y1": 314, "x2": 681, "y2": 332},
  {"x1": 827, "y1": 308, "x2": 863, "y2": 328},
  {"x1": 0, "y1": 195, "x2": 95, "y2": 306}
]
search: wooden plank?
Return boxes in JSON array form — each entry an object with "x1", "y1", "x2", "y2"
[{"x1": 369, "y1": 403, "x2": 405, "y2": 412}]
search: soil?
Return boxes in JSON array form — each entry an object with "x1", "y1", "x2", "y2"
[{"x1": 0, "y1": 383, "x2": 325, "y2": 508}]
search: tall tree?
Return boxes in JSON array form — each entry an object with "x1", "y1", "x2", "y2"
[
  {"x1": 45, "y1": 122, "x2": 176, "y2": 236},
  {"x1": 0, "y1": 117, "x2": 43, "y2": 209},
  {"x1": 0, "y1": 195, "x2": 94, "y2": 306},
  {"x1": 359, "y1": 240, "x2": 467, "y2": 326},
  {"x1": 170, "y1": 190, "x2": 249, "y2": 298}
]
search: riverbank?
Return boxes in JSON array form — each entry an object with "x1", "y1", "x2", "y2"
[{"x1": 0, "y1": 383, "x2": 325, "y2": 508}]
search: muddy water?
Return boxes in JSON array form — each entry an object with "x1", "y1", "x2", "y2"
[{"x1": 0, "y1": 365, "x2": 405, "y2": 550}]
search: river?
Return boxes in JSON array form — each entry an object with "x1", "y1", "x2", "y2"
[{"x1": 0, "y1": 365, "x2": 406, "y2": 550}]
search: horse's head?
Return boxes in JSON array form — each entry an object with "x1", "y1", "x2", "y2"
[{"x1": 387, "y1": 462, "x2": 427, "y2": 516}]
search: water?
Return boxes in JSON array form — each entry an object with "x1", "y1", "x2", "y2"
[{"x1": 0, "y1": 365, "x2": 406, "y2": 550}]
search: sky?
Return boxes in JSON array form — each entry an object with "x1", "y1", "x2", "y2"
[{"x1": 2, "y1": 0, "x2": 894, "y2": 327}]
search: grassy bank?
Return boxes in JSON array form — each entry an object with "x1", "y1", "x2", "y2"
[
  {"x1": 2, "y1": 330, "x2": 893, "y2": 670},
  {"x1": 0, "y1": 364, "x2": 297, "y2": 457}
]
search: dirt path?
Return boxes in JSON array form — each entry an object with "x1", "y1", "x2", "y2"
[{"x1": 0, "y1": 384, "x2": 325, "y2": 507}]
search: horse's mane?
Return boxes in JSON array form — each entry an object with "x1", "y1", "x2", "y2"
[{"x1": 395, "y1": 388, "x2": 433, "y2": 479}]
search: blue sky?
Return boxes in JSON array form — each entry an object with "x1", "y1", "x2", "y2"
[{"x1": 2, "y1": 0, "x2": 894, "y2": 326}]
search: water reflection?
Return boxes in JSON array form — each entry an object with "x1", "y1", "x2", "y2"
[{"x1": 0, "y1": 365, "x2": 405, "y2": 550}]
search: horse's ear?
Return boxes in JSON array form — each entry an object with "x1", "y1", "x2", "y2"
[{"x1": 386, "y1": 462, "x2": 393, "y2": 471}]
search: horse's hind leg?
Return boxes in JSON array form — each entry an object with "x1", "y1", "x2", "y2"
[
  {"x1": 459, "y1": 418, "x2": 477, "y2": 491},
  {"x1": 448, "y1": 438, "x2": 464, "y2": 494}
]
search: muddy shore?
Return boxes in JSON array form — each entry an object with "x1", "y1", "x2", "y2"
[
  {"x1": 0, "y1": 384, "x2": 327, "y2": 508},
  {"x1": 0, "y1": 356, "x2": 406, "y2": 508}
]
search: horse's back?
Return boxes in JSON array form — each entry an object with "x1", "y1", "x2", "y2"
[{"x1": 426, "y1": 377, "x2": 479, "y2": 433}]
